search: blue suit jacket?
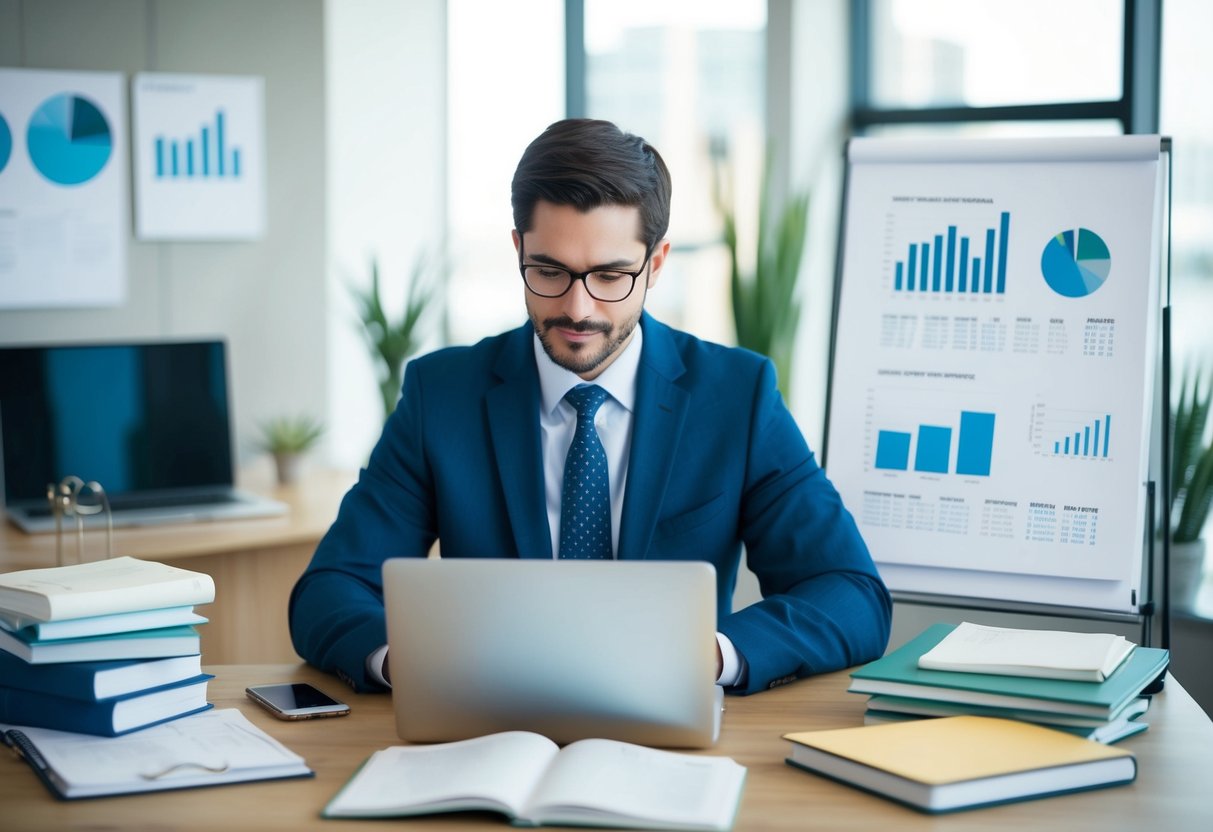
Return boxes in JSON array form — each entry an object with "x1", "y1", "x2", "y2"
[{"x1": 289, "y1": 313, "x2": 890, "y2": 693}]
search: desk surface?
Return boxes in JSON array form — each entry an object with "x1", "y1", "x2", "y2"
[
  {"x1": 0, "y1": 466, "x2": 355, "y2": 568},
  {"x1": 5, "y1": 663, "x2": 1213, "y2": 831}
]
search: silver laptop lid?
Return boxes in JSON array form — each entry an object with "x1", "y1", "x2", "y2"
[{"x1": 384, "y1": 559, "x2": 720, "y2": 748}]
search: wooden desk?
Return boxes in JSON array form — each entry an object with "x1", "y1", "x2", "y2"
[
  {"x1": 4, "y1": 663, "x2": 1212, "y2": 831},
  {"x1": 0, "y1": 468, "x2": 356, "y2": 664}
]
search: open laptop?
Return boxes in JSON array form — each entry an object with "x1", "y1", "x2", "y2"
[
  {"x1": 0, "y1": 339, "x2": 287, "y2": 532},
  {"x1": 383, "y1": 559, "x2": 724, "y2": 748}
]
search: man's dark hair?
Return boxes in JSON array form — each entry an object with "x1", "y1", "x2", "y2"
[{"x1": 511, "y1": 119, "x2": 672, "y2": 250}]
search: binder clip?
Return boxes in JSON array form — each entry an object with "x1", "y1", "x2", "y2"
[{"x1": 45, "y1": 476, "x2": 113, "y2": 566}]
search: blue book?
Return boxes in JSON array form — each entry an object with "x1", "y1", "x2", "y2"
[
  {"x1": 0, "y1": 674, "x2": 213, "y2": 736},
  {"x1": 0, "y1": 625, "x2": 201, "y2": 665},
  {"x1": 849, "y1": 623, "x2": 1169, "y2": 719},
  {"x1": 0, "y1": 650, "x2": 202, "y2": 700}
]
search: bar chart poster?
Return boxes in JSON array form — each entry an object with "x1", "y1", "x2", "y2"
[
  {"x1": 826, "y1": 136, "x2": 1165, "y2": 613},
  {"x1": 132, "y1": 73, "x2": 265, "y2": 240},
  {"x1": 0, "y1": 68, "x2": 127, "y2": 309}
]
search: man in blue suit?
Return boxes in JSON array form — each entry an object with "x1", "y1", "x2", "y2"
[{"x1": 290, "y1": 119, "x2": 890, "y2": 694}]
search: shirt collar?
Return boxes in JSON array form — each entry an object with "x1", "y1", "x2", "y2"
[{"x1": 533, "y1": 321, "x2": 643, "y2": 416}]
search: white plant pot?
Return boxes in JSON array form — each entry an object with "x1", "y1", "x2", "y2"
[{"x1": 273, "y1": 452, "x2": 303, "y2": 486}]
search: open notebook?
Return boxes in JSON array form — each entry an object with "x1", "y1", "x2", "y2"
[{"x1": 0, "y1": 340, "x2": 286, "y2": 532}]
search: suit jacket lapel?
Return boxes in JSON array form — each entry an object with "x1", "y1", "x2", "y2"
[
  {"x1": 487, "y1": 323, "x2": 553, "y2": 559},
  {"x1": 619, "y1": 314, "x2": 689, "y2": 558}
]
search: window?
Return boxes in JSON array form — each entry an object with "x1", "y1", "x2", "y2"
[
  {"x1": 446, "y1": 0, "x2": 565, "y2": 344},
  {"x1": 868, "y1": 0, "x2": 1123, "y2": 110},
  {"x1": 853, "y1": 0, "x2": 1149, "y2": 136},
  {"x1": 1161, "y1": 0, "x2": 1213, "y2": 366},
  {"x1": 574, "y1": 0, "x2": 767, "y2": 343}
]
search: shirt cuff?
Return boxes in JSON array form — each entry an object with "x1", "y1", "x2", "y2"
[
  {"x1": 716, "y1": 631, "x2": 744, "y2": 687},
  {"x1": 366, "y1": 643, "x2": 391, "y2": 688}
]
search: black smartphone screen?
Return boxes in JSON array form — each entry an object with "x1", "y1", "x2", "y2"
[{"x1": 252, "y1": 683, "x2": 343, "y2": 710}]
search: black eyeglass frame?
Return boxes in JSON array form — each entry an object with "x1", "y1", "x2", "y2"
[{"x1": 517, "y1": 236, "x2": 655, "y2": 303}]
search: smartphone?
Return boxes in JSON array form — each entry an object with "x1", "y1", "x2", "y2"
[{"x1": 245, "y1": 682, "x2": 351, "y2": 720}]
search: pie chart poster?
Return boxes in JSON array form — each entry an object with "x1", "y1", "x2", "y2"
[
  {"x1": 0, "y1": 68, "x2": 126, "y2": 309},
  {"x1": 132, "y1": 73, "x2": 265, "y2": 240}
]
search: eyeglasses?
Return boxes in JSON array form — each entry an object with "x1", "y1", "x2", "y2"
[{"x1": 518, "y1": 238, "x2": 652, "y2": 303}]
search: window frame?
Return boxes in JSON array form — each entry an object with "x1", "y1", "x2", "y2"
[{"x1": 847, "y1": 0, "x2": 1162, "y2": 136}]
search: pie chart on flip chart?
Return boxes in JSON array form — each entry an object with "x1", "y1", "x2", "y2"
[
  {"x1": 27, "y1": 93, "x2": 113, "y2": 185},
  {"x1": 1040, "y1": 227, "x2": 1111, "y2": 298},
  {"x1": 0, "y1": 113, "x2": 12, "y2": 174}
]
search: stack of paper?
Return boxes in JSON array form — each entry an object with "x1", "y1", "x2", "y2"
[
  {"x1": 0, "y1": 557, "x2": 216, "y2": 735},
  {"x1": 847, "y1": 623, "x2": 1168, "y2": 744}
]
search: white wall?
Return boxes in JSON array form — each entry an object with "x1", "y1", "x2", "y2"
[
  {"x1": 781, "y1": 0, "x2": 850, "y2": 453},
  {"x1": 0, "y1": 0, "x2": 328, "y2": 471},
  {"x1": 324, "y1": 0, "x2": 447, "y2": 469}
]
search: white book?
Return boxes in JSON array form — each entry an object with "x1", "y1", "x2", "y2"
[
  {"x1": 916, "y1": 622, "x2": 1135, "y2": 682},
  {"x1": 0, "y1": 557, "x2": 215, "y2": 623},
  {"x1": 324, "y1": 731, "x2": 747, "y2": 831}
]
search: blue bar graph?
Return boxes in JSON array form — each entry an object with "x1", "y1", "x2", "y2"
[
  {"x1": 1051, "y1": 414, "x2": 1112, "y2": 458},
  {"x1": 874, "y1": 409, "x2": 995, "y2": 477},
  {"x1": 154, "y1": 109, "x2": 243, "y2": 180},
  {"x1": 956, "y1": 411, "x2": 995, "y2": 476},
  {"x1": 893, "y1": 212, "x2": 1010, "y2": 295},
  {"x1": 875, "y1": 430, "x2": 912, "y2": 470},
  {"x1": 914, "y1": 425, "x2": 952, "y2": 474}
]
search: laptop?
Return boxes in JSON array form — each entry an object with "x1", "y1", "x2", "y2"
[
  {"x1": 383, "y1": 558, "x2": 724, "y2": 748},
  {"x1": 0, "y1": 339, "x2": 287, "y2": 533}
]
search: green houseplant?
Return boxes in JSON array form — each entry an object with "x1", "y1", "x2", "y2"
[
  {"x1": 349, "y1": 255, "x2": 436, "y2": 420},
  {"x1": 712, "y1": 148, "x2": 809, "y2": 400},
  {"x1": 257, "y1": 414, "x2": 325, "y2": 485},
  {"x1": 1170, "y1": 365, "x2": 1213, "y2": 605},
  {"x1": 1172, "y1": 366, "x2": 1213, "y2": 543}
]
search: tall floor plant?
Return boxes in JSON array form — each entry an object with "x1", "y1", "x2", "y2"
[
  {"x1": 349, "y1": 255, "x2": 437, "y2": 420},
  {"x1": 712, "y1": 149, "x2": 809, "y2": 399},
  {"x1": 1172, "y1": 365, "x2": 1213, "y2": 543}
]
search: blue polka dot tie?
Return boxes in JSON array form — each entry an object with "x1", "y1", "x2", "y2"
[{"x1": 559, "y1": 384, "x2": 612, "y2": 559}]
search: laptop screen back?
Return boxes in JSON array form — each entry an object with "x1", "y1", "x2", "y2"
[
  {"x1": 0, "y1": 340, "x2": 234, "y2": 506},
  {"x1": 383, "y1": 558, "x2": 721, "y2": 748}
]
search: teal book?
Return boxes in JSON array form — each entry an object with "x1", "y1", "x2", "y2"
[
  {"x1": 0, "y1": 605, "x2": 207, "y2": 641},
  {"x1": 849, "y1": 623, "x2": 1168, "y2": 719},
  {"x1": 0, "y1": 625, "x2": 201, "y2": 665},
  {"x1": 863, "y1": 696, "x2": 1150, "y2": 744}
]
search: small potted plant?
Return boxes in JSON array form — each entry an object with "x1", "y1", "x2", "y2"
[
  {"x1": 257, "y1": 414, "x2": 325, "y2": 486},
  {"x1": 1171, "y1": 365, "x2": 1213, "y2": 604}
]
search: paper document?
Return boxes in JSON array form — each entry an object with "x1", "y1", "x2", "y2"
[
  {"x1": 917, "y1": 622, "x2": 1135, "y2": 682},
  {"x1": 2, "y1": 708, "x2": 312, "y2": 799}
]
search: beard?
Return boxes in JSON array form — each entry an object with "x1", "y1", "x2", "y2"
[{"x1": 531, "y1": 308, "x2": 642, "y2": 377}]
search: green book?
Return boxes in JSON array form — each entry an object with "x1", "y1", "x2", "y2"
[{"x1": 849, "y1": 623, "x2": 1168, "y2": 719}]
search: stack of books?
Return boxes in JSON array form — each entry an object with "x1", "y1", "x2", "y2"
[
  {"x1": 0, "y1": 556, "x2": 217, "y2": 736},
  {"x1": 847, "y1": 622, "x2": 1170, "y2": 744}
]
